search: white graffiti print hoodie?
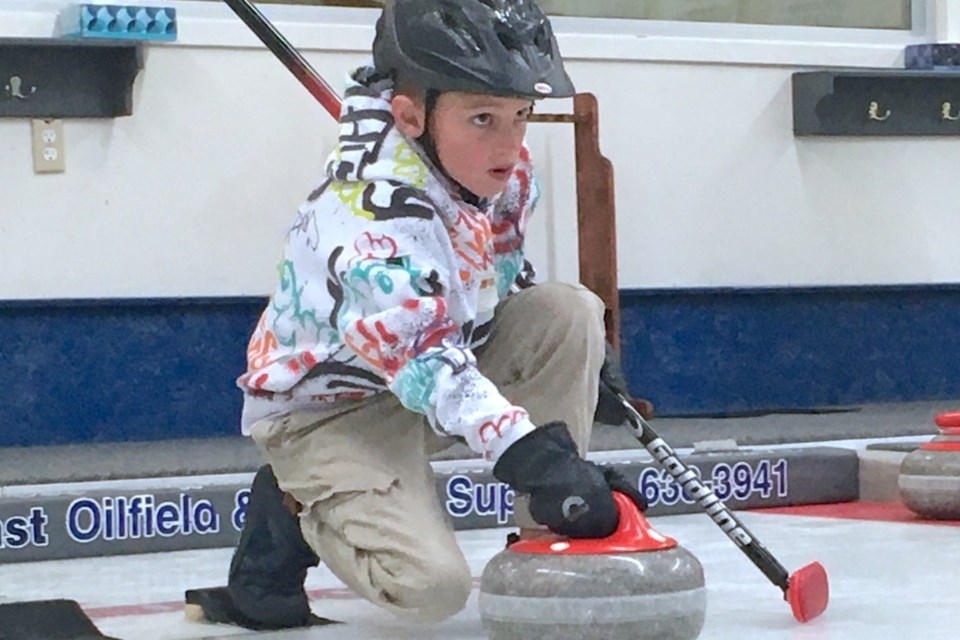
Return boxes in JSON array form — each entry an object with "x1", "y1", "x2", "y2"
[{"x1": 239, "y1": 68, "x2": 541, "y2": 461}]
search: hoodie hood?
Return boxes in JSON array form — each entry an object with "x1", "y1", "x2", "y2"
[{"x1": 323, "y1": 67, "x2": 432, "y2": 190}]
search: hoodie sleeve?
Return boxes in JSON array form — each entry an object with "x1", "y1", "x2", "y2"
[{"x1": 334, "y1": 212, "x2": 535, "y2": 462}]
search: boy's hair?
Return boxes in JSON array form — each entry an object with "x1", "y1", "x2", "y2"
[
  {"x1": 373, "y1": 0, "x2": 574, "y2": 100},
  {"x1": 392, "y1": 79, "x2": 426, "y2": 103}
]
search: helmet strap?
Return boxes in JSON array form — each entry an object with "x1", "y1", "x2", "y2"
[{"x1": 416, "y1": 89, "x2": 486, "y2": 209}]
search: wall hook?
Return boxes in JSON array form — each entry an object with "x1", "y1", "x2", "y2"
[
  {"x1": 4, "y1": 75, "x2": 36, "y2": 100},
  {"x1": 867, "y1": 101, "x2": 891, "y2": 121},
  {"x1": 942, "y1": 102, "x2": 960, "y2": 121}
]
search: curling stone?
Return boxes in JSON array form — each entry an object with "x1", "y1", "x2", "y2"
[
  {"x1": 899, "y1": 411, "x2": 960, "y2": 519},
  {"x1": 479, "y1": 493, "x2": 706, "y2": 640}
]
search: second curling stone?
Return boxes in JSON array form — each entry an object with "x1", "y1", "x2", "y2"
[{"x1": 899, "y1": 411, "x2": 960, "y2": 520}]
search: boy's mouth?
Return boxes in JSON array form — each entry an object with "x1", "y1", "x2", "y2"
[{"x1": 488, "y1": 165, "x2": 514, "y2": 181}]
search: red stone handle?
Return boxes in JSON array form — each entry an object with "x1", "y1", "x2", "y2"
[
  {"x1": 508, "y1": 492, "x2": 677, "y2": 555},
  {"x1": 934, "y1": 412, "x2": 960, "y2": 429}
]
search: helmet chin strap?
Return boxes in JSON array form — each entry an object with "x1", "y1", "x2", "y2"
[{"x1": 416, "y1": 89, "x2": 487, "y2": 209}]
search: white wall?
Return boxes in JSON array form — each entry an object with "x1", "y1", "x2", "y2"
[
  {"x1": 590, "y1": 60, "x2": 960, "y2": 288},
  {"x1": 1, "y1": 0, "x2": 958, "y2": 299}
]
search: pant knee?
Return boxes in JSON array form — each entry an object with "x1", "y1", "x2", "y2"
[
  {"x1": 382, "y1": 557, "x2": 472, "y2": 622},
  {"x1": 526, "y1": 282, "x2": 605, "y2": 349}
]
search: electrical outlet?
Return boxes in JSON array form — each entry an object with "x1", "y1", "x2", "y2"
[{"x1": 31, "y1": 119, "x2": 65, "y2": 174}]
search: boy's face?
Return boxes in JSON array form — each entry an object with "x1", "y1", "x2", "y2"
[
  {"x1": 393, "y1": 91, "x2": 533, "y2": 199},
  {"x1": 431, "y1": 93, "x2": 533, "y2": 199}
]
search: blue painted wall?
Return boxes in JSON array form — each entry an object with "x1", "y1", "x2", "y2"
[
  {"x1": 0, "y1": 298, "x2": 261, "y2": 447},
  {"x1": 3, "y1": 285, "x2": 960, "y2": 447},
  {"x1": 620, "y1": 285, "x2": 960, "y2": 416}
]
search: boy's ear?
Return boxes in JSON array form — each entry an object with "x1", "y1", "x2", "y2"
[{"x1": 391, "y1": 94, "x2": 427, "y2": 138}]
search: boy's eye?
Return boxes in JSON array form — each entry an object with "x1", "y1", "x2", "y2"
[{"x1": 472, "y1": 113, "x2": 492, "y2": 126}]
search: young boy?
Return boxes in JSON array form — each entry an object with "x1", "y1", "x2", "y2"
[{"x1": 188, "y1": 0, "x2": 645, "y2": 630}]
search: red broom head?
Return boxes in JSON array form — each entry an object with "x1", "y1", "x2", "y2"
[{"x1": 787, "y1": 561, "x2": 829, "y2": 622}]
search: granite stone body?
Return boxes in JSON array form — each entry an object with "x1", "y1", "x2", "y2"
[
  {"x1": 479, "y1": 544, "x2": 706, "y2": 640},
  {"x1": 899, "y1": 415, "x2": 960, "y2": 520}
]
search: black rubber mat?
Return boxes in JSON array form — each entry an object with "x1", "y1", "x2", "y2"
[{"x1": 0, "y1": 599, "x2": 118, "y2": 640}]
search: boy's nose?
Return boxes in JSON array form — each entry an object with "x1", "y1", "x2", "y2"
[{"x1": 496, "y1": 124, "x2": 526, "y2": 156}]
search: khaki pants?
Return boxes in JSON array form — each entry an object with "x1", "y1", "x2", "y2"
[{"x1": 249, "y1": 282, "x2": 606, "y2": 622}]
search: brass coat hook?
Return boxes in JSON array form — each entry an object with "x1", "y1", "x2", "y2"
[
  {"x1": 942, "y1": 101, "x2": 960, "y2": 121},
  {"x1": 867, "y1": 101, "x2": 891, "y2": 121}
]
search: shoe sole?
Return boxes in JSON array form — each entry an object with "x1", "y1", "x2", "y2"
[{"x1": 184, "y1": 587, "x2": 340, "y2": 629}]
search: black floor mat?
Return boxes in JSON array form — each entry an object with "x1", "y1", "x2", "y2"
[{"x1": 0, "y1": 599, "x2": 119, "y2": 640}]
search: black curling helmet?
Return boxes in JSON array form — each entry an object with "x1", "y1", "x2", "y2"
[{"x1": 373, "y1": 0, "x2": 575, "y2": 99}]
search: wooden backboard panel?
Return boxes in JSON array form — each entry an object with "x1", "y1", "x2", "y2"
[
  {"x1": 530, "y1": 93, "x2": 619, "y2": 350},
  {"x1": 573, "y1": 93, "x2": 619, "y2": 352},
  {"x1": 530, "y1": 96, "x2": 653, "y2": 417}
]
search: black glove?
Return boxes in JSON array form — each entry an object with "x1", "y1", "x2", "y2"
[
  {"x1": 493, "y1": 422, "x2": 647, "y2": 539},
  {"x1": 594, "y1": 341, "x2": 632, "y2": 426}
]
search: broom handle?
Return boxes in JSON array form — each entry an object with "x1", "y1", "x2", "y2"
[
  {"x1": 621, "y1": 398, "x2": 792, "y2": 592},
  {"x1": 223, "y1": 0, "x2": 343, "y2": 120}
]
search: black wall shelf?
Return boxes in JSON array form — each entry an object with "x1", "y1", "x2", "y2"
[
  {"x1": 0, "y1": 38, "x2": 143, "y2": 118},
  {"x1": 793, "y1": 69, "x2": 960, "y2": 136}
]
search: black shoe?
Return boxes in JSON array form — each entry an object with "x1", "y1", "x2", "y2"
[
  {"x1": 184, "y1": 587, "x2": 338, "y2": 630},
  {"x1": 185, "y1": 465, "x2": 336, "y2": 630}
]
